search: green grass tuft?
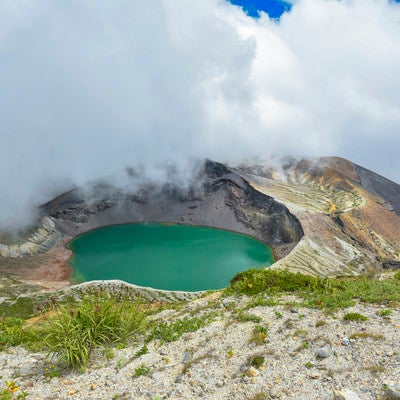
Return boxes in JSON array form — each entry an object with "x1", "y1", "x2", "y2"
[
  {"x1": 148, "y1": 313, "x2": 216, "y2": 343},
  {"x1": 0, "y1": 317, "x2": 42, "y2": 352},
  {"x1": 249, "y1": 325, "x2": 269, "y2": 345},
  {"x1": 133, "y1": 364, "x2": 150, "y2": 378},
  {"x1": 237, "y1": 312, "x2": 262, "y2": 323},
  {"x1": 343, "y1": 312, "x2": 368, "y2": 322}
]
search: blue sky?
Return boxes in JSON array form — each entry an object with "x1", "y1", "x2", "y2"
[
  {"x1": 228, "y1": 0, "x2": 292, "y2": 18},
  {"x1": 229, "y1": 0, "x2": 400, "y2": 18}
]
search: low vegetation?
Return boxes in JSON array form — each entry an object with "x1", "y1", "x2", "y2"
[
  {"x1": 0, "y1": 268, "x2": 399, "y2": 373},
  {"x1": 133, "y1": 364, "x2": 150, "y2": 378},
  {"x1": 343, "y1": 312, "x2": 368, "y2": 322},
  {"x1": 147, "y1": 311, "x2": 218, "y2": 343},
  {"x1": 41, "y1": 287, "x2": 151, "y2": 369},
  {"x1": 226, "y1": 268, "x2": 400, "y2": 310}
]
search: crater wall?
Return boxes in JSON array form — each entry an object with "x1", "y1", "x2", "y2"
[
  {"x1": 0, "y1": 161, "x2": 304, "y2": 288},
  {"x1": 43, "y1": 161, "x2": 304, "y2": 260}
]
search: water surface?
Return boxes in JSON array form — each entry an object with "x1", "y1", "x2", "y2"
[{"x1": 69, "y1": 223, "x2": 274, "y2": 291}]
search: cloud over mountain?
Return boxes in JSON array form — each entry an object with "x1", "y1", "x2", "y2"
[{"x1": 1, "y1": 0, "x2": 400, "y2": 229}]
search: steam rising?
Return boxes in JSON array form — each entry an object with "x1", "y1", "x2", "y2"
[{"x1": 1, "y1": 0, "x2": 400, "y2": 230}]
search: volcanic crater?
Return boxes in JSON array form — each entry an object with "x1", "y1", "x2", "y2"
[
  {"x1": 0, "y1": 160, "x2": 304, "y2": 291},
  {"x1": 2, "y1": 156, "x2": 400, "y2": 292}
]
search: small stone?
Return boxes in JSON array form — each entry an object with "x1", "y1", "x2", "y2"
[
  {"x1": 333, "y1": 389, "x2": 361, "y2": 400},
  {"x1": 216, "y1": 380, "x2": 224, "y2": 388},
  {"x1": 385, "y1": 384, "x2": 400, "y2": 399},
  {"x1": 183, "y1": 352, "x2": 191, "y2": 363},
  {"x1": 175, "y1": 375, "x2": 184, "y2": 384},
  {"x1": 290, "y1": 308, "x2": 298, "y2": 313},
  {"x1": 315, "y1": 346, "x2": 332, "y2": 359},
  {"x1": 310, "y1": 373, "x2": 320, "y2": 380},
  {"x1": 341, "y1": 338, "x2": 350, "y2": 346}
]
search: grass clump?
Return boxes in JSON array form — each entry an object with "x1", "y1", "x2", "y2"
[
  {"x1": 349, "y1": 332, "x2": 384, "y2": 340},
  {"x1": 292, "y1": 340, "x2": 309, "y2": 356},
  {"x1": 42, "y1": 287, "x2": 149, "y2": 369},
  {"x1": 135, "y1": 344, "x2": 148, "y2": 358},
  {"x1": 237, "y1": 312, "x2": 262, "y2": 323},
  {"x1": 0, "y1": 318, "x2": 27, "y2": 351},
  {"x1": 250, "y1": 325, "x2": 269, "y2": 345},
  {"x1": 0, "y1": 381, "x2": 28, "y2": 400},
  {"x1": 377, "y1": 309, "x2": 392, "y2": 318},
  {"x1": 148, "y1": 314, "x2": 214, "y2": 343},
  {"x1": 304, "y1": 361, "x2": 315, "y2": 369},
  {"x1": 244, "y1": 296, "x2": 278, "y2": 309},
  {"x1": 343, "y1": 312, "x2": 368, "y2": 322},
  {"x1": 0, "y1": 317, "x2": 41, "y2": 352},
  {"x1": 248, "y1": 354, "x2": 265, "y2": 369},
  {"x1": 133, "y1": 365, "x2": 150, "y2": 378}
]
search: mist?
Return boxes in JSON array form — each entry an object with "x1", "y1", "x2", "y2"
[{"x1": 1, "y1": 0, "x2": 400, "y2": 230}]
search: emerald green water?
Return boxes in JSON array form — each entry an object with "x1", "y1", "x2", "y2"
[{"x1": 69, "y1": 223, "x2": 274, "y2": 291}]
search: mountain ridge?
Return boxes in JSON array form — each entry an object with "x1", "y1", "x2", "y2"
[{"x1": 0, "y1": 156, "x2": 399, "y2": 289}]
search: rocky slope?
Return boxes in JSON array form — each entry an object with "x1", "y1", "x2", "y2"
[
  {"x1": 1, "y1": 156, "x2": 400, "y2": 400},
  {"x1": 1, "y1": 291, "x2": 399, "y2": 400},
  {"x1": 234, "y1": 156, "x2": 400, "y2": 277}
]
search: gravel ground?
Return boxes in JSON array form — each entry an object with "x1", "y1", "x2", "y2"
[{"x1": 1, "y1": 295, "x2": 399, "y2": 400}]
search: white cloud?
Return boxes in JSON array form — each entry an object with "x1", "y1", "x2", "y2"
[{"x1": 1, "y1": 0, "x2": 400, "y2": 229}]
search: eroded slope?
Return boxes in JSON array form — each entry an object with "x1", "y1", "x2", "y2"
[{"x1": 235, "y1": 157, "x2": 400, "y2": 276}]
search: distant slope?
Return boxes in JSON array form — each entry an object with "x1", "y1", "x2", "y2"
[
  {"x1": 235, "y1": 156, "x2": 400, "y2": 276},
  {"x1": 355, "y1": 164, "x2": 400, "y2": 215}
]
